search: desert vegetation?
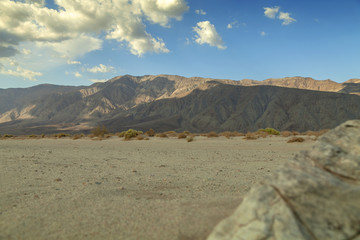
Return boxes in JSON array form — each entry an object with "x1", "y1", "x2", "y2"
[{"x1": 0, "y1": 127, "x2": 331, "y2": 141}]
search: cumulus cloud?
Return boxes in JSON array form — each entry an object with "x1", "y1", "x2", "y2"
[
  {"x1": 193, "y1": 21, "x2": 226, "y2": 50},
  {"x1": 264, "y1": 6, "x2": 280, "y2": 19},
  {"x1": 278, "y1": 12, "x2": 296, "y2": 25},
  {"x1": 264, "y1": 6, "x2": 296, "y2": 25},
  {"x1": 74, "y1": 72, "x2": 82, "y2": 78},
  {"x1": 260, "y1": 31, "x2": 267, "y2": 37},
  {"x1": 0, "y1": 0, "x2": 188, "y2": 58},
  {"x1": 227, "y1": 20, "x2": 242, "y2": 29},
  {"x1": 195, "y1": 9, "x2": 206, "y2": 15},
  {"x1": 38, "y1": 35, "x2": 103, "y2": 60},
  {"x1": 87, "y1": 64, "x2": 114, "y2": 73},
  {"x1": 67, "y1": 60, "x2": 81, "y2": 65},
  {"x1": 135, "y1": 0, "x2": 189, "y2": 27},
  {"x1": 90, "y1": 79, "x2": 108, "y2": 83},
  {"x1": 0, "y1": 65, "x2": 42, "y2": 81}
]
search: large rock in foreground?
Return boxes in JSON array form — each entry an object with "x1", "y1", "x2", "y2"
[{"x1": 208, "y1": 120, "x2": 360, "y2": 240}]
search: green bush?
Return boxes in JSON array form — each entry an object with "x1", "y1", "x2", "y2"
[
  {"x1": 259, "y1": 128, "x2": 280, "y2": 135},
  {"x1": 124, "y1": 129, "x2": 141, "y2": 140}
]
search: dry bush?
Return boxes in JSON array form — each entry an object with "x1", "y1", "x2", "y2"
[
  {"x1": 187, "y1": 136, "x2": 194, "y2": 142},
  {"x1": 255, "y1": 130, "x2": 269, "y2": 138},
  {"x1": 72, "y1": 134, "x2": 84, "y2": 140},
  {"x1": 177, "y1": 133, "x2": 187, "y2": 139},
  {"x1": 156, "y1": 133, "x2": 168, "y2": 138},
  {"x1": 287, "y1": 137, "x2": 305, "y2": 143},
  {"x1": 136, "y1": 135, "x2": 144, "y2": 140},
  {"x1": 3, "y1": 134, "x2": 14, "y2": 138},
  {"x1": 164, "y1": 131, "x2": 177, "y2": 137},
  {"x1": 281, "y1": 131, "x2": 293, "y2": 137},
  {"x1": 91, "y1": 125, "x2": 108, "y2": 138},
  {"x1": 207, "y1": 131, "x2": 218, "y2": 138},
  {"x1": 145, "y1": 128, "x2": 156, "y2": 137},
  {"x1": 220, "y1": 131, "x2": 237, "y2": 139},
  {"x1": 244, "y1": 132, "x2": 259, "y2": 140}
]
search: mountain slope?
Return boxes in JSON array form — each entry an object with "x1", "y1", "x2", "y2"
[
  {"x1": 101, "y1": 84, "x2": 360, "y2": 133},
  {"x1": 0, "y1": 75, "x2": 359, "y2": 134}
]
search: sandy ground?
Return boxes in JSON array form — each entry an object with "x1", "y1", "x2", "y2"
[{"x1": 0, "y1": 136, "x2": 314, "y2": 240}]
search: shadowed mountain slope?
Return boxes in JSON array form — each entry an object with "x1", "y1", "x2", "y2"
[
  {"x1": 101, "y1": 84, "x2": 360, "y2": 133},
  {"x1": 0, "y1": 75, "x2": 359, "y2": 134}
]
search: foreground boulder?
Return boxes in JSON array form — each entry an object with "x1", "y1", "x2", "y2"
[{"x1": 208, "y1": 120, "x2": 360, "y2": 240}]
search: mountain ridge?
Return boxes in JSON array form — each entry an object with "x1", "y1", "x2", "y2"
[{"x1": 0, "y1": 75, "x2": 359, "y2": 134}]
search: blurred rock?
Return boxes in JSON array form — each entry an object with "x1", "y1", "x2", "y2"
[{"x1": 208, "y1": 120, "x2": 360, "y2": 240}]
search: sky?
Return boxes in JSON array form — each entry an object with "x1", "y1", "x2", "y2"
[{"x1": 0, "y1": 0, "x2": 360, "y2": 89}]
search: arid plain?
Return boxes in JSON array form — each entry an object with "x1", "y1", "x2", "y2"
[{"x1": 0, "y1": 135, "x2": 314, "y2": 240}]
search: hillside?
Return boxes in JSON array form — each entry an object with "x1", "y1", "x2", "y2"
[{"x1": 0, "y1": 75, "x2": 359, "y2": 134}]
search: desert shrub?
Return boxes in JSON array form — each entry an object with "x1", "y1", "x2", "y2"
[
  {"x1": 91, "y1": 125, "x2": 108, "y2": 138},
  {"x1": 3, "y1": 134, "x2": 14, "y2": 138},
  {"x1": 262, "y1": 128, "x2": 280, "y2": 135},
  {"x1": 124, "y1": 129, "x2": 140, "y2": 140},
  {"x1": 136, "y1": 135, "x2": 144, "y2": 140},
  {"x1": 207, "y1": 131, "x2": 218, "y2": 138},
  {"x1": 292, "y1": 131, "x2": 300, "y2": 135},
  {"x1": 187, "y1": 136, "x2": 194, "y2": 142},
  {"x1": 183, "y1": 130, "x2": 191, "y2": 135},
  {"x1": 164, "y1": 131, "x2": 177, "y2": 137},
  {"x1": 177, "y1": 133, "x2": 187, "y2": 139},
  {"x1": 220, "y1": 131, "x2": 235, "y2": 139},
  {"x1": 145, "y1": 128, "x2": 156, "y2": 137},
  {"x1": 281, "y1": 131, "x2": 293, "y2": 137},
  {"x1": 116, "y1": 131, "x2": 125, "y2": 138},
  {"x1": 41, "y1": 134, "x2": 45, "y2": 138},
  {"x1": 72, "y1": 134, "x2": 83, "y2": 140},
  {"x1": 287, "y1": 137, "x2": 305, "y2": 143},
  {"x1": 28, "y1": 134, "x2": 38, "y2": 138},
  {"x1": 244, "y1": 132, "x2": 258, "y2": 140},
  {"x1": 156, "y1": 133, "x2": 168, "y2": 138},
  {"x1": 57, "y1": 133, "x2": 69, "y2": 138}
]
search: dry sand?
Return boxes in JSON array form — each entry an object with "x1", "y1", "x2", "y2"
[{"x1": 0, "y1": 136, "x2": 314, "y2": 240}]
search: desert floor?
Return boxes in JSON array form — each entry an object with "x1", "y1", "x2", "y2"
[{"x1": 0, "y1": 136, "x2": 314, "y2": 240}]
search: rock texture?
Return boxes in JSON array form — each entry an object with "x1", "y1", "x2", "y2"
[{"x1": 207, "y1": 120, "x2": 360, "y2": 240}]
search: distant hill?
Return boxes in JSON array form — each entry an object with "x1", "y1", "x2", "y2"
[{"x1": 0, "y1": 75, "x2": 359, "y2": 134}]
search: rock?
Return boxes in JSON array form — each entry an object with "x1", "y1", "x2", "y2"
[{"x1": 207, "y1": 120, "x2": 360, "y2": 240}]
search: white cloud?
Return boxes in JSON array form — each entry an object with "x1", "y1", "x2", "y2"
[
  {"x1": 22, "y1": 48, "x2": 31, "y2": 55},
  {"x1": 260, "y1": 31, "x2": 267, "y2": 37},
  {"x1": 0, "y1": 0, "x2": 189, "y2": 58},
  {"x1": 67, "y1": 60, "x2": 81, "y2": 65},
  {"x1": 90, "y1": 79, "x2": 108, "y2": 83},
  {"x1": 264, "y1": 6, "x2": 296, "y2": 26},
  {"x1": 134, "y1": 0, "x2": 189, "y2": 27},
  {"x1": 264, "y1": 6, "x2": 279, "y2": 19},
  {"x1": 193, "y1": 21, "x2": 226, "y2": 50},
  {"x1": 227, "y1": 20, "x2": 241, "y2": 29},
  {"x1": 87, "y1": 64, "x2": 114, "y2": 73},
  {"x1": 37, "y1": 35, "x2": 103, "y2": 60},
  {"x1": 74, "y1": 72, "x2": 82, "y2": 78},
  {"x1": 195, "y1": 9, "x2": 206, "y2": 15},
  {"x1": 0, "y1": 64, "x2": 42, "y2": 81},
  {"x1": 278, "y1": 12, "x2": 296, "y2": 25}
]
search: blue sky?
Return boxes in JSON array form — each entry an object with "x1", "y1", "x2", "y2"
[{"x1": 0, "y1": 0, "x2": 359, "y2": 89}]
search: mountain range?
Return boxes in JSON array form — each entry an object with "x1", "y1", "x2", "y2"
[{"x1": 0, "y1": 75, "x2": 359, "y2": 135}]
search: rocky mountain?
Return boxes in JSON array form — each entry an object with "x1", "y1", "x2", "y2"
[{"x1": 0, "y1": 75, "x2": 359, "y2": 134}]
